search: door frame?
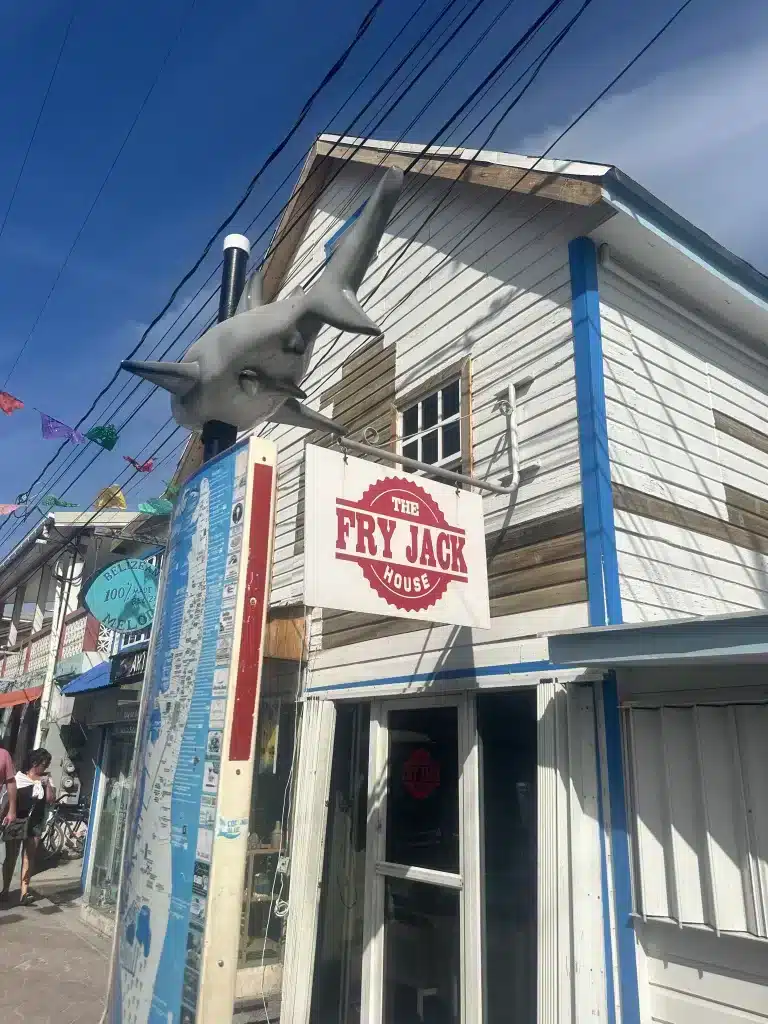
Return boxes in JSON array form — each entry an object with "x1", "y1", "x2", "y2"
[{"x1": 360, "y1": 694, "x2": 484, "y2": 1022}]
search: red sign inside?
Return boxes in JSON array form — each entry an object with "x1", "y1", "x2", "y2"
[
  {"x1": 402, "y1": 747, "x2": 441, "y2": 800},
  {"x1": 334, "y1": 477, "x2": 467, "y2": 613}
]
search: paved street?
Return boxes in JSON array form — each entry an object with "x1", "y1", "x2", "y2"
[{"x1": 0, "y1": 853, "x2": 111, "y2": 1024}]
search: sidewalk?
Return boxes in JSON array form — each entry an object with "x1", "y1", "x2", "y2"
[{"x1": 0, "y1": 851, "x2": 111, "y2": 1024}]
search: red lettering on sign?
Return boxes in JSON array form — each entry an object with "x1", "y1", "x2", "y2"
[{"x1": 334, "y1": 478, "x2": 469, "y2": 613}]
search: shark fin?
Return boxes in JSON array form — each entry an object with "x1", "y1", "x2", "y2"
[
  {"x1": 240, "y1": 369, "x2": 306, "y2": 400},
  {"x1": 122, "y1": 359, "x2": 200, "y2": 397},
  {"x1": 235, "y1": 270, "x2": 264, "y2": 313},
  {"x1": 302, "y1": 167, "x2": 403, "y2": 336},
  {"x1": 267, "y1": 398, "x2": 345, "y2": 435}
]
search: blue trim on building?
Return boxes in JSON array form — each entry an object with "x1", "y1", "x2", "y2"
[
  {"x1": 602, "y1": 672, "x2": 641, "y2": 1024},
  {"x1": 569, "y1": 236, "x2": 622, "y2": 627},
  {"x1": 603, "y1": 169, "x2": 768, "y2": 313},
  {"x1": 81, "y1": 726, "x2": 106, "y2": 892},
  {"x1": 324, "y1": 201, "x2": 367, "y2": 261},
  {"x1": 306, "y1": 658, "x2": 573, "y2": 693},
  {"x1": 593, "y1": 688, "x2": 617, "y2": 1024}
]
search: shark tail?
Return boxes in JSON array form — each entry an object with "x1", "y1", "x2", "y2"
[
  {"x1": 121, "y1": 359, "x2": 200, "y2": 396},
  {"x1": 303, "y1": 167, "x2": 403, "y2": 336}
]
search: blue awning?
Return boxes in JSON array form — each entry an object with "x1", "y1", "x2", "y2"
[{"x1": 61, "y1": 660, "x2": 112, "y2": 695}]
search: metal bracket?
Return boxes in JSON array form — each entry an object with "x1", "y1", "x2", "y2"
[{"x1": 335, "y1": 378, "x2": 539, "y2": 496}]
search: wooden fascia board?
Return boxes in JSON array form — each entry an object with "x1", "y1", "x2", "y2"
[
  {"x1": 315, "y1": 139, "x2": 604, "y2": 207},
  {"x1": 260, "y1": 143, "x2": 333, "y2": 303}
]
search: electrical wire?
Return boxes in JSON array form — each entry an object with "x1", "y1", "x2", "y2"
[
  {"x1": 0, "y1": 2, "x2": 78, "y2": 252},
  {"x1": 2, "y1": 0, "x2": 200, "y2": 391},
  {"x1": 0, "y1": 0, "x2": 446, "y2": 540},
  {"x1": 275, "y1": 0, "x2": 697, "y2": 429},
  {"x1": 0, "y1": 0, "x2": 497, "y2": 544}
]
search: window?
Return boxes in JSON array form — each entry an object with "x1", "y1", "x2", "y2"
[
  {"x1": 399, "y1": 377, "x2": 462, "y2": 471},
  {"x1": 625, "y1": 703, "x2": 768, "y2": 938}
]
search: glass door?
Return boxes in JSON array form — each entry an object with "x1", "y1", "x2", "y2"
[{"x1": 361, "y1": 696, "x2": 483, "y2": 1023}]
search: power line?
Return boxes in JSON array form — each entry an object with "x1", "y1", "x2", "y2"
[
  {"x1": 0, "y1": 2, "x2": 78, "y2": 249},
  {"x1": 0, "y1": 0, "x2": 488, "y2": 541},
  {"x1": 0, "y1": 0, "x2": 392, "y2": 531},
  {"x1": 271, "y1": 0, "x2": 697, "y2": 429},
  {"x1": 3, "y1": 0, "x2": 574, "y2": 548},
  {"x1": 2, "y1": 0, "x2": 200, "y2": 391}
]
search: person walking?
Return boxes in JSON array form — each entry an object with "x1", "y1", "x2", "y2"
[
  {"x1": 1, "y1": 748, "x2": 55, "y2": 905},
  {"x1": 0, "y1": 742, "x2": 17, "y2": 828}
]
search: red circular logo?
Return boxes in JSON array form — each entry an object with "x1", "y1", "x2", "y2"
[
  {"x1": 402, "y1": 748, "x2": 440, "y2": 800},
  {"x1": 334, "y1": 477, "x2": 467, "y2": 613}
]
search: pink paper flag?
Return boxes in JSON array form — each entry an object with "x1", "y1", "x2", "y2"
[{"x1": 0, "y1": 504, "x2": 20, "y2": 515}]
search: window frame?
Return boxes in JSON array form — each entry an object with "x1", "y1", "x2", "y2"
[{"x1": 395, "y1": 358, "x2": 472, "y2": 476}]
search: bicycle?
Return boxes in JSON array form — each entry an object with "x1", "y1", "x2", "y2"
[{"x1": 41, "y1": 798, "x2": 89, "y2": 859}]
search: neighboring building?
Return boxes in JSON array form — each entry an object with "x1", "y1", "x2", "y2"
[
  {"x1": 76, "y1": 551, "x2": 162, "y2": 936},
  {"x1": 0, "y1": 507, "x2": 168, "y2": 936},
  {"x1": 186, "y1": 135, "x2": 768, "y2": 1022},
  {"x1": 0, "y1": 509, "x2": 143, "y2": 794}
]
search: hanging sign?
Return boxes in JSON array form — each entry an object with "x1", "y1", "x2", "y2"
[
  {"x1": 304, "y1": 445, "x2": 490, "y2": 628},
  {"x1": 83, "y1": 558, "x2": 160, "y2": 632}
]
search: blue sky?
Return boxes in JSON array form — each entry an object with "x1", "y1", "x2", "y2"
[{"x1": 0, "y1": 0, "x2": 763, "y2": 554}]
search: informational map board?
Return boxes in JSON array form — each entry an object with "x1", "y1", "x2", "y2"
[{"x1": 106, "y1": 435, "x2": 277, "y2": 1023}]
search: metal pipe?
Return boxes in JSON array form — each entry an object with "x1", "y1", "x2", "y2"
[
  {"x1": 336, "y1": 380, "x2": 531, "y2": 496},
  {"x1": 203, "y1": 234, "x2": 251, "y2": 463}
]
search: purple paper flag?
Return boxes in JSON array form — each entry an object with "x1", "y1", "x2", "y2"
[{"x1": 40, "y1": 412, "x2": 85, "y2": 443}]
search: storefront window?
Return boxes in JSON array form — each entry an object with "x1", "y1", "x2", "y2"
[
  {"x1": 89, "y1": 728, "x2": 135, "y2": 914},
  {"x1": 238, "y1": 690, "x2": 298, "y2": 1014},
  {"x1": 479, "y1": 690, "x2": 537, "y2": 1023},
  {"x1": 309, "y1": 703, "x2": 370, "y2": 1024}
]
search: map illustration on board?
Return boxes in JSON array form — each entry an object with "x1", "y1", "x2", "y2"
[{"x1": 109, "y1": 441, "x2": 249, "y2": 1023}]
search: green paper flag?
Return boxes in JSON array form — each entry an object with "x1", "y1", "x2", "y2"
[
  {"x1": 139, "y1": 497, "x2": 174, "y2": 516},
  {"x1": 39, "y1": 494, "x2": 78, "y2": 509},
  {"x1": 86, "y1": 424, "x2": 119, "y2": 451},
  {"x1": 161, "y1": 480, "x2": 179, "y2": 501}
]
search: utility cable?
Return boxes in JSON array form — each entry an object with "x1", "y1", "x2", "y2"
[
  {"x1": 0, "y1": 2, "x2": 78, "y2": 250},
  {"x1": 0, "y1": 0, "x2": 492, "y2": 539},
  {"x1": 0, "y1": 0, "x2": 397, "y2": 525},
  {"x1": 2, "y1": 0, "x2": 199, "y2": 391}
]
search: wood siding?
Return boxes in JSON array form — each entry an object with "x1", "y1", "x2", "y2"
[
  {"x1": 259, "y1": 160, "x2": 606, "y2": 663},
  {"x1": 322, "y1": 506, "x2": 586, "y2": 649},
  {"x1": 600, "y1": 267, "x2": 768, "y2": 622}
]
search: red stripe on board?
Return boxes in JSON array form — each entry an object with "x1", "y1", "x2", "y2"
[{"x1": 229, "y1": 462, "x2": 275, "y2": 762}]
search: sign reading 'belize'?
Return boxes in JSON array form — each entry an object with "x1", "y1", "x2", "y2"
[
  {"x1": 83, "y1": 558, "x2": 160, "y2": 632},
  {"x1": 304, "y1": 445, "x2": 490, "y2": 628}
]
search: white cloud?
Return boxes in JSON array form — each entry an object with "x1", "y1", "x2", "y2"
[{"x1": 515, "y1": 40, "x2": 768, "y2": 271}]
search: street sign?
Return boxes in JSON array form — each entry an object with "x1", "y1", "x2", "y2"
[
  {"x1": 105, "y1": 435, "x2": 277, "y2": 1023},
  {"x1": 304, "y1": 445, "x2": 491, "y2": 628},
  {"x1": 83, "y1": 558, "x2": 159, "y2": 633}
]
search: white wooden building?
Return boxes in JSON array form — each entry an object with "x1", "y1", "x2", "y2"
[{"x1": 212, "y1": 135, "x2": 768, "y2": 1023}]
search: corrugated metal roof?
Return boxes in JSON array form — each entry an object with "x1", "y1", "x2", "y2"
[{"x1": 61, "y1": 659, "x2": 111, "y2": 695}]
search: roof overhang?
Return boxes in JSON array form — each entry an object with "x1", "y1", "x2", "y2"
[
  {"x1": 547, "y1": 611, "x2": 768, "y2": 668},
  {"x1": 257, "y1": 132, "x2": 768, "y2": 356}
]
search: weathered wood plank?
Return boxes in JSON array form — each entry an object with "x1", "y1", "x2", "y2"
[
  {"x1": 316, "y1": 142, "x2": 604, "y2": 207},
  {"x1": 488, "y1": 556, "x2": 585, "y2": 601},
  {"x1": 264, "y1": 607, "x2": 306, "y2": 661},
  {"x1": 715, "y1": 409, "x2": 768, "y2": 459},
  {"x1": 724, "y1": 485, "x2": 768, "y2": 539},
  {"x1": 614, "y1": 482, "x2": 768, "y2": 556}
]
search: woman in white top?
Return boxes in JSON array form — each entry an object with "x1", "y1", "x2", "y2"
[{"x1": 1, "y1": 748, "x2": 55, "y2": 905}]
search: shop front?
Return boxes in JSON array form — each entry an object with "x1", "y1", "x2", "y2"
[
  {"x1": 74, "y1": 642, "x2": 146, "y2": 934},
  {"x1": 273, "y1": 656, "x2": 614, "y2": 1024}
]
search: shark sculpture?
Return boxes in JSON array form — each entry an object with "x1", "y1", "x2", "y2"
[{"x1": 122, "y1": 167, "x2": 403, "y2": 436}]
